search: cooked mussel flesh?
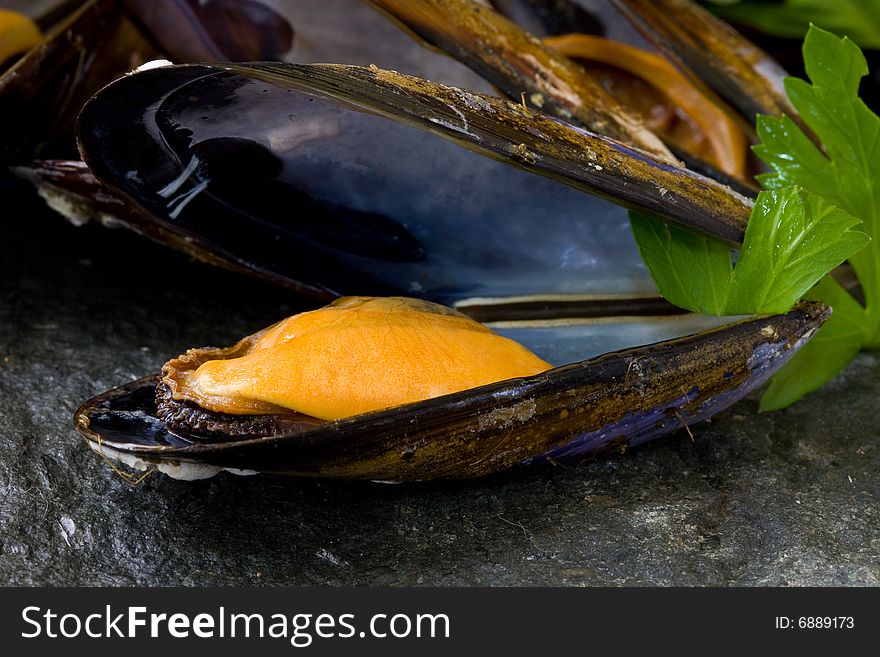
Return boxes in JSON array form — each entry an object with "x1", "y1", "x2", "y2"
[{"x1": 159, "y1": 296, "x2": 552, "y2": 431}]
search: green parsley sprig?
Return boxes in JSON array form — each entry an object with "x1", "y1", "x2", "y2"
[
  {"x1": 631, "y1": 25, "x2": 878, "y2": 411},
  {"x1": 704, "y1": 0, "x2": 880, "y2": 50},
  {"x1": 754, "y1": 26, "x2": 880, "y2": 409}
]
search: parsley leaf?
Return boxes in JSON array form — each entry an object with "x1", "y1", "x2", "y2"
[
  {"x1": 704, "y1": 0, "x2": 880, "y2": 50},
  {"x1": 754, "y1": 26, "x2": 880, "y2": 409},
  {"x1": 628, "y1": 214, "x2": 731, "y2": 316},
  {"x1": 759, "y1": 277, "x2": 867, "y2": 411},
  {"x1": 633, "y1": 25, "x2": 880, "y2": 411},
  {"x1": 725, "y1": 190, "x2": 869, "y2": 315},
  {"x1": 630, "y1": 188, "x2": 867, "y2": 316}
]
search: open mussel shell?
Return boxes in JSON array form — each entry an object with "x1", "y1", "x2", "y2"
[
  {"x1": 76, "y1": 62, "x2": 753, "y2": 304},
  {"x1": 74, "y1": 303, "x2": 829, "y2": 481}
]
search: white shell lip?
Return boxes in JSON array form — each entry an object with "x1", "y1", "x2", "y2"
[
  {"x1": 87, "y1": 441, "x2": 258, "y2": 481},
  {"x1": 131, "y1": 59, "x2": 174, "y2": 74}
]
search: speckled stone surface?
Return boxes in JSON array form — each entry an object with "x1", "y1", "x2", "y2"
[{"x1": 1, "y1": 176, "x2": 878, "y2": 586}]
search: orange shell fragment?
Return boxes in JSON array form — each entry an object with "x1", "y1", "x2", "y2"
[{"x1": 165, "y1": 296, "x2": 553, "y2": 421}]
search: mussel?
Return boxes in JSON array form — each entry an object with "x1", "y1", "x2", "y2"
[
  {"x1": 75, "y1": 298, "x2": 829, "y2": 481},
  {"x1": 1, "y1": 0, "x2": 833, "y2": 479}
]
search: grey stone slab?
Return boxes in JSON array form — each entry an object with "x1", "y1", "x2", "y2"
[{"x1": 1, "y1": 177, "x2": 878, "y2": 586}]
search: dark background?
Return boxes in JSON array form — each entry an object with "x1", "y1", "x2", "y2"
[{"x1": 1, "y1": 173, "x2": 878, "y2": 586}]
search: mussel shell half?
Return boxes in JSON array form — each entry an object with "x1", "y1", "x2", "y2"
[
  {"x1": 76, "y1": 64, "x2": 646, "y2": 301},
  {"x1": 74, "y1": 303, "x2": 828, "y2": 481},
  {"x1": 77, "y1": 63, "x2": 753, "y2": 304}
]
